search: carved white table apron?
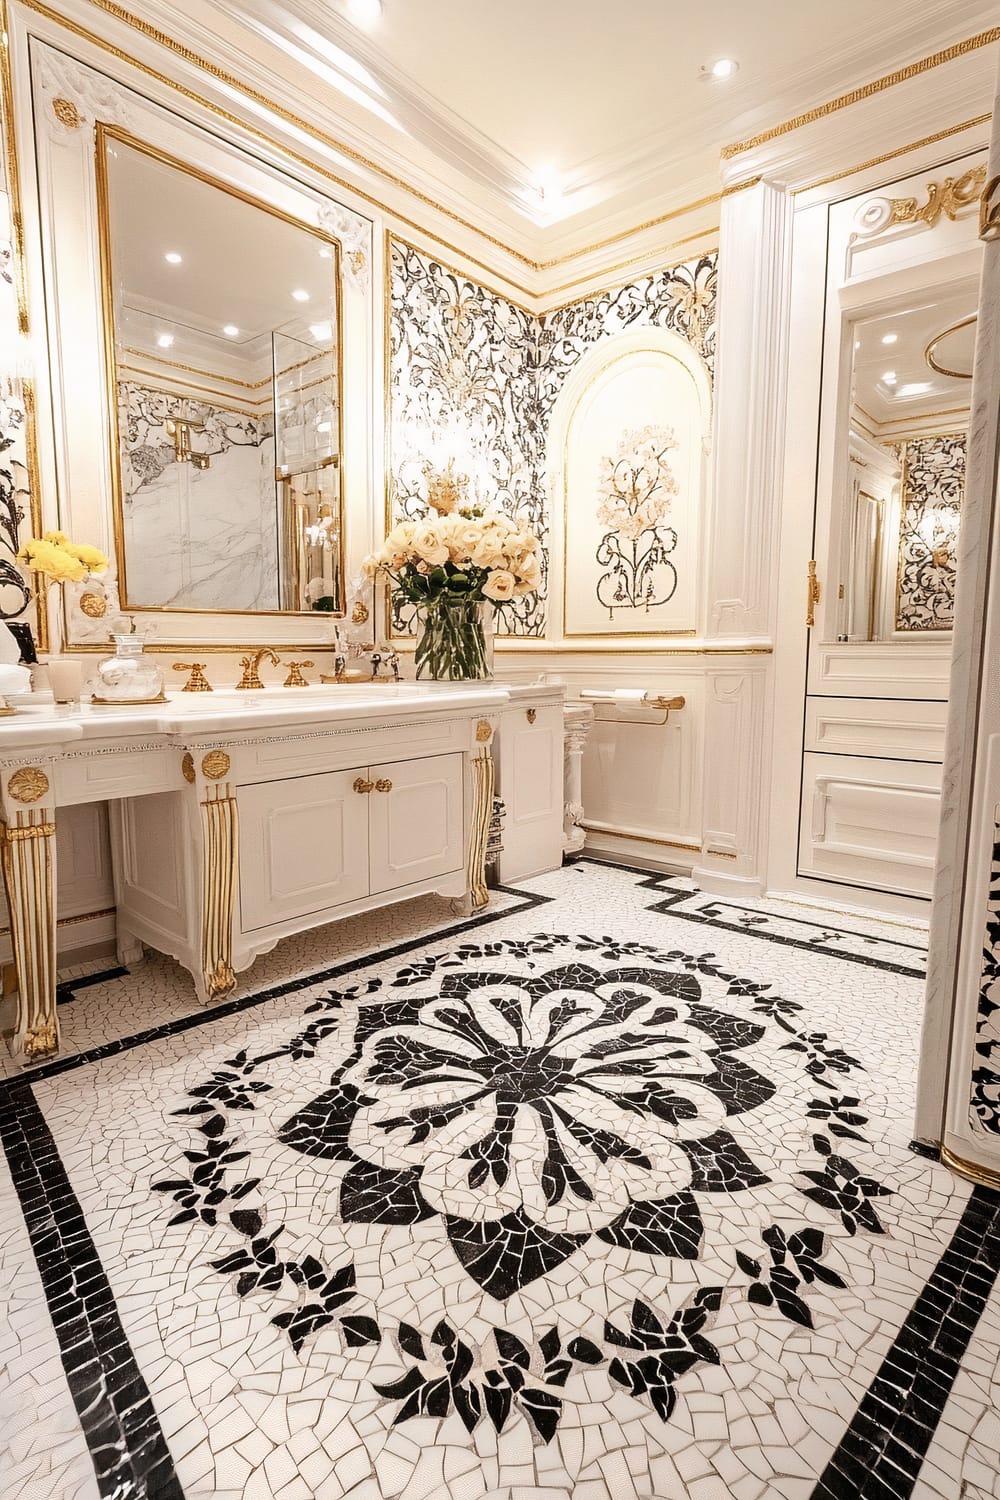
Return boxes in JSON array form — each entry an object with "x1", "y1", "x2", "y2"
[{"x1": 0, "y1": 684, "x2": 519, "y2": 1063}]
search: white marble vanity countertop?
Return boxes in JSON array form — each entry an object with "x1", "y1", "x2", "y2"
[{"x1": 0, "y1": 679, "x2": 563, "y2": 750}]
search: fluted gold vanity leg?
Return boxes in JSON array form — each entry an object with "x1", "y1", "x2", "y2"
[
  {"x1": 467, "y1": 721, "x2": 497, "y2": 913},
  {"x1": 200, "y1": 779, "x2": 239, "y2": 1002},
  {"x1": 0, "y1": 790, "x2": 58, "y2": 1061}
]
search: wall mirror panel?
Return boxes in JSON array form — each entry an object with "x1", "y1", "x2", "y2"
[
  {"x1": 98, "y1": 127, "x2": 344, "y2": 616},
  {"x1": 838, "y1": 288, "x2": 973, "y2": 641}
]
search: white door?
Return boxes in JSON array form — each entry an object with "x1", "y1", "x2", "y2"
[
  {"x1": 238, "y1": 770, "x2": 370, "y2": 931},
  {"x1": 369, "y1": 753, "x2": 465, "y2": 895}
]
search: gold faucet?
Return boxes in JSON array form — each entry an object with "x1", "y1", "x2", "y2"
[
  {"x1": 173, "y1": 661, "x2": 213, "y2": 692},
  {"x1": 236, "y1": 647, "x2": 279, "y2": 690}
]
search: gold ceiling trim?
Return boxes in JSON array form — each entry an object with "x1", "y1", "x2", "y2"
[
  {"x1": 540, "y1": 227, "x2": 719, "y2": 308},
  {"x1": 723, "y1": 28, "x2": 1000, "y2": 159},
  {"x1": 925, "y1": 315, "x2": 976, "y2": 380},
  {"x1": 794, "y1": 114, "x2": 991, "y2": 196},
  {"x1": 17, "y1": 0, "x2": 722, "y2": 295}
]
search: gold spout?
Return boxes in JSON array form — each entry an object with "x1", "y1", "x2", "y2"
[{"x1": 236, "y1": 648, "x2": 280, "y2": 690}]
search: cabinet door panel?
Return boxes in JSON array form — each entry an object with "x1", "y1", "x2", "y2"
[
  {"x1": 239, "y1": 771, "x2": 369, "y2": 931},
  {"x1": 369, "y1": 753, "x2": 465, "y2": 895},
  {"x1": 498, "y1": 707, "x2": 564, "y2": 880}
]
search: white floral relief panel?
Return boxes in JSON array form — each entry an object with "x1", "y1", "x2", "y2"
[
  {"x1": 894, "y1": 431, "x2": 966, "y2": 632},
  {"x1": 563, "y1": 350, "x2": 704, "y2": 636}
]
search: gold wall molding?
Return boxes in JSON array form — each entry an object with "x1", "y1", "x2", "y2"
[
  {"x1": 795, "y1": 115, "x2": 991, "y2": 198},
  {"x1": 723, "y1": 28, "x2": 1000, "y2": 158}
]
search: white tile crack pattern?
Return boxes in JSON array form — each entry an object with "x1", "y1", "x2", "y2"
[{"x1": 1, "y1": 861, "x2": 998, "y2": 1500}]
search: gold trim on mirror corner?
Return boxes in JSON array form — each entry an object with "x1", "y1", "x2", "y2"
[
  {"x1": 722, "y1": 29, "x2": 1000, "y2": 159},
  {"x1": 94, "y1": 121, "x2": 346, "y2": 622},
  {"x1": 925, "y1": 314, "x2": 977, "y2": 379}
]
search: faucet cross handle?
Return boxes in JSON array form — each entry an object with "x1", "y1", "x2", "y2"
[
  {"x1": 283, "y1": 660, "x2": 314, "y2": 688},
  {"x1": 173, "y1": 661, "x2": 213, "y2": 692}
]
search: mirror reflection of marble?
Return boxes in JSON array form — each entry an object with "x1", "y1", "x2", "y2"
[
  {"x1": 97, "y1": 128, "x2": 344, "y2": 616},
  {"x1": 836, "y1": 287, "x2": 974, "y2": 642}
]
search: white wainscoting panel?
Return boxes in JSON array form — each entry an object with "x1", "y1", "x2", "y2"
[
  {"x1": 799, "y1": 752, "x2": 942, "y2": 897},
  {"x1": 804, "y1": 696, "x2": 947, "y2": 763}
]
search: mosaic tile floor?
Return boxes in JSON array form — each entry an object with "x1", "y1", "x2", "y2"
[{"x1": 1, "y1": 859, "x2": 998, "y2": 1500}]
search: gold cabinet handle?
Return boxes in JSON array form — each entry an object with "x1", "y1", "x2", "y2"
[
  {"x1": 375, "y1": 778, "x2": 392, "y2": 793},
  {"x1": 353, "y1": 777, "x2": 374, "y2": 794},
  {"x1": 806, "y1": 559, "x2": 821, "y2": 627}
]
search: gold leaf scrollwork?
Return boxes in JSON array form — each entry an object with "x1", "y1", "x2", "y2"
[
  {"x1": 51, "y1": 97, "x2": 82, "y2": 130},
  {"x1": 352, "y1": 600, "x2": 370, "y2": 624},
  {"x1": 201, "y1": 750, "x2": 231, "y2": 780},
  {"x1": 181, "y1": 752, "x2": 196, "y2": 784},
  {"x1": 7, "y1": 767, "x2": 50, "y2": 804},
  {"x1": 475, "y1": 720, "x2": 493, "y2": 743},
  {"x1": 23, "y1": 1022, "x2": 58, "y2": 1059},
  {"x1": 889, "y1": 163, "x2": 987, "y2": 229},
  {"x1": 980, "y1": 174, "x2": 1000, "y2": 242}
]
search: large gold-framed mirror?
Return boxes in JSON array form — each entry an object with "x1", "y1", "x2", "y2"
[{"x1": 96, "y1": 125, "x2": 345, "y2": 617}]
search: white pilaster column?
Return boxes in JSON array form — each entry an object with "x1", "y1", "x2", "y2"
[{"x1": 692, "y1": 178, "x2": 793, "y2": 896}]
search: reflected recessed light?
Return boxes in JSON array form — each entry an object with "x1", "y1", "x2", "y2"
[
  {"x1": 882, "y1": 370, "x2": 897, "y2": 384},
  {"x1": 854, "y1": 340, "x2": 861, "y2": 350},
  {"x1": 881, "y1": 333, "x2": 898, "y2": 345},
  {"x1": 701, "y1": 57, "x2": 739, "y2": 79},
  {"x1": 347, "y1": 0, "x2": 381, "y2": 26},
  {"x1": 898, "y1": 381, "x2": 932, "y2": 397},
  {"x1": 318, "y1": 247, "x2": 333, "y2": 260},
  {"x1": 164, "y1": 251, "x2": 182, "y2": 265},
  {"x1": 309, "y1": 322, "x2": 333, "y2": 341},
  {"x1": 222, "y1": 324, "x2": 240, "y2": 337},
  {"x1": 291, "y1": 288, "x2": 310, "y2": 302},
  {"x1": 157, "y1": 333, "x2": 174, "y2": 348}
]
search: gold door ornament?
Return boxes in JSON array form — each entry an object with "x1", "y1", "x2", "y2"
[
  {"x1": 889, "y1": 164, "x2": 986, "y2": 229},
  {"x1": 51, "y1": 97, "x2": 83, "y2": 130},
  {"x1": 79, "y1": 591, "x2": 108, "y2": 618},
  {"x1": 181, "y1": 752, "x2": 196, "y2": 784},
  {"x1": 7, "y1": 767, "x2": 50, "y2": 803}
]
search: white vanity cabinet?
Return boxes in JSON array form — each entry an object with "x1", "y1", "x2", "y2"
[{"x1": 0, "y1": 683, "x2": 567, "y2": 1064}]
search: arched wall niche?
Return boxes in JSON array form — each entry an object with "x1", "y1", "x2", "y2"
[{"x1": 546, "y1": 327, "x2": 713, "y2": 641}]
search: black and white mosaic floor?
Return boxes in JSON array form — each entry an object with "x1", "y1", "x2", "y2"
[{"x1": 2, "y1": 860, "x2": 999, "y2": 1500}]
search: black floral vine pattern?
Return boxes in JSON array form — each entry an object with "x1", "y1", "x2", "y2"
[
  {"x1": 0, "y1": 393, "x2": 32, "y2": 622},
  {"x1": 387, "y1": 242, "x2": 717, "y2": 637},
  {"x1": 895, "y1": 431, "x2": 966, "y2": 632},
  {"x1": 155, "y1": 928, "x2": 892, "y2": 1441},
  {"x1": 969, "y1": 834, "x2": 1000, "y2": 1136}
]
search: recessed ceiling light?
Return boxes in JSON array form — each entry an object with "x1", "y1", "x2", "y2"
[
  {"x1": 164, "y1": 251, "x2": 182, "y2": 265},
  {"x1": 291, "y1": 288, "x2": 310, "y2": 303},
  {"x1": 533, "y1": 164, "x2": 563, "y2": 205},
  {"x1": 701, "y1": 57, "x2": 739, "y2": 79},
  {"x1": 881, "y1": 333, "x2": 898, "y2": 345},
  {"x1": 347, "y1": 0, "x2": 381, "y2": 27},
  {"x1": 882, "y1": 370, "x2": 897, "y2": 384},
  {"x1": 309, "y1": 322, "x2": 333, "y2": 341},
  {"x1": 157, "y1": 333, "x2": 174, "y2": 349},
  {"x1": 222, "y1": 324, "x2": 240, "y2": 337}
]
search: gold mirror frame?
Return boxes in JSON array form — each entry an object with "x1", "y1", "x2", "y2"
[{"x1": 94, "y1": 122, "x2": 346, "y2": 619}]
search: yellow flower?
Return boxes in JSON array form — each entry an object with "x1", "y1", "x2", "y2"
[
  {"x1": 63, "y1": 541, "x2": 109, "y2": 574},
  {"x1": 16, "y1": 538, "x2": 87, "y2": 582}
]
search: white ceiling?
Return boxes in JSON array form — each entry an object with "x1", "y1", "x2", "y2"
[
  {"x1": 204, "y1": 0, "x2": 998, "y2": 244},
  {"x1": 852, "y1": 289, "x2": 976, "y2": 428}
]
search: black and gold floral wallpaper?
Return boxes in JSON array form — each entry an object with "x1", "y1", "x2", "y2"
[
  {"x1": 895, "y1": 431, "x2": 966, "y2": 633},
  {"x1": 387, "y1": 238, "x2": 718, "y2": 635}
]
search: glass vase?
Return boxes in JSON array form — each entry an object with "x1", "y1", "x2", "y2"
[
  {"x1": 414, "y1": 598, "x2": 494, "y2": 681},
  {"x1": 89, "y1": 634, "x2": 166, "y2": 704}
]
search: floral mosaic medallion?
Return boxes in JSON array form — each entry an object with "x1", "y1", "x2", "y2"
[{"x1": 156, "y1": 932, "x2": 890, "y2": 1445}]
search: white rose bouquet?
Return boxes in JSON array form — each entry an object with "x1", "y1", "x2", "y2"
[{"x1": 363, "y1": 500, "x2": 541, "y2": 679}]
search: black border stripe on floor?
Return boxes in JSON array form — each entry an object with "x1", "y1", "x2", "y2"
[
  {"x1": 0, "y1": 1083, "x2": 184, "y2": 1499},
  {"x1": 811, "y1": 1185, "x2": 1000, "y2": 1500}
]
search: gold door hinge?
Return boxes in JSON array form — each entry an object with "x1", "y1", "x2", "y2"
[{"x1": 806, "y1": 560, "x2": 821, "y2": 627}]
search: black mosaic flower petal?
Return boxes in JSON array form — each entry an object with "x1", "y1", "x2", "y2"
[
  {"x1": 444, "y1": 1210, "x2": 589, "y2": 1298},
  {"x1": 339, "y1": 1160, "x2": 435, "y2": 1224},
  {"x1": 278, "y1": 1084, "x2": 363, "y2": 1160},
  {"x1": 596, "y1": 1191, "x2": 704, "y2": 1259},
  {"x1": 679, "y1": 1129, "x2": 771, "y2": 1192}
]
